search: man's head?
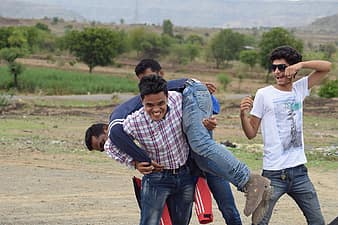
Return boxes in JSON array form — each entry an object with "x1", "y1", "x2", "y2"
[
  {"x1": 85, "y1": 123, "x2": 108, "y2": 151},
  {"x1": 270, "y1": 46, "x2": 302, "y2": 66},
  {"x1": 270, "y1": 46, "x2": 302, "y2": 85},
  {"x1": 139, "y1": 74, "x2": 168, "y2": 121},
  {"x1": 134, "y1": 59, "x2": 164, "y2": 79}
]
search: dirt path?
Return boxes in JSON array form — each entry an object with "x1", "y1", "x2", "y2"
[{"x1": 0, "y1": 151, "x2": 337, "y2": 225}]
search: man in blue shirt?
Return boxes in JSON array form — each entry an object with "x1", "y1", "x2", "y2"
[{"x1": 85, "y1": 59, "x2": 271, "y2": 224}]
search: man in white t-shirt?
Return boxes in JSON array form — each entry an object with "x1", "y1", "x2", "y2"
[{"x1": 240, "y1": 45, "x2": 331, "y2": 225}]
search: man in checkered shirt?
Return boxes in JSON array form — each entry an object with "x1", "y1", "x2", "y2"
[{"x1": 114, "y1": 74, "x2": 195, "y2": 225}]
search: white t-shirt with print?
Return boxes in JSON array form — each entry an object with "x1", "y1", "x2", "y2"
[{"x1": 251, "y1": 77, "x2": 310, "y2": 170}]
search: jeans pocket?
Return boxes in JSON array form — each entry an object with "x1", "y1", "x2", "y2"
[{"x1": 194, "y1": 90, "x2": 212, "y2": 115}]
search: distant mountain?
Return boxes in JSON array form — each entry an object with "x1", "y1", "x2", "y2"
[
  {"x1": 0, "y1": 0, "x2": 83, "y2": 21},
  {"x1": 1, "y1": 0, "x2": 338, "y2": 28},
  {"x1": 307, "y1": 14, "x2": 338, "y2": 33}
]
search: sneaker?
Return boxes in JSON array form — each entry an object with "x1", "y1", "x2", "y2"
[
  {"x1": 243, "y1": 174, "x2": 271, "y2": 216},
  {"x1": 252, "y1": 186, "x2": 273, "y2": 225}
]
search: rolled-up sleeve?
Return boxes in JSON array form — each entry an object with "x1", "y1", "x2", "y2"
[{"x1": 104, "y1": 139, "x2": 134, "y2": 169}]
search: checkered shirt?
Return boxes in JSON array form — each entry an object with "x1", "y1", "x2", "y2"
[{"x1": 121, "y1": 91, "x2": 189, "y2": 169}]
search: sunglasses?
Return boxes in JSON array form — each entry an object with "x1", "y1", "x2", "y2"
[{"x1": 271, "y1": 64, "x2": 288, "y2": 72}]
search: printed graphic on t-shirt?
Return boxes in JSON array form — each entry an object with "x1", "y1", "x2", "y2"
[{"x1": 273, "y1": 96, "x2": 303, "y2": 152}]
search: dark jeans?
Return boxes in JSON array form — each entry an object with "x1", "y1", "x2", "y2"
[
  {"x1": 140, "y1": 166, "x2": 195, "y2": 225},
  {"x1": 257, "y1": 164, "x2": 325, "y2": 225}
]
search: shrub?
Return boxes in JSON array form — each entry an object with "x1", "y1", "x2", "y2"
[
  {"x1": 318, "y1": 80, "x2": 338, "y2": 98},
  {"x1": 0, "y1": 93, "x2": 12, "y2": 107},
  {"x1": 217, "y1": 74, "x2": 231, "y2": 91}
]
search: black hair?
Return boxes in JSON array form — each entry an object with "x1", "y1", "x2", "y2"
[
  {"x1": 85, "y1": 123, "x2": 106, "y2": 150},
  {"x1": 138, "y1": 74, "x2": 168, "y2": 100},
  {"x1": 134, "y1": 59, "x2": 162, "y2": 76},
  {"x1": 270, "y1": 45, "x2": 302, "y2": 65}
]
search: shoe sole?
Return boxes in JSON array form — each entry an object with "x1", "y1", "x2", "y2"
[
  {"x1": 252, "y1": 186, "x2": 274, "y2": 225},
  {"x1": 244, "y1": 176, "x2": 272, "y2": 216}
]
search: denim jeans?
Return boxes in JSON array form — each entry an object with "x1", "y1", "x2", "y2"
[
  {"x1": 182, "y1": 80, "x2": 250, "y2": 190},
  {"x1": 140, "y1": 166, "x2": 195, "y2": 225},
  {"x1": 257, "y1": 164, "x2": 325, "y2": 225}
]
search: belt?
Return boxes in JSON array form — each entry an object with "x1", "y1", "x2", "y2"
[{"x1": 162, "y1": 165, "x2": 188, "y2": 175}]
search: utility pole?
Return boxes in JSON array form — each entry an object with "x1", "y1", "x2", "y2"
[{"x1": 134, "y1": 0, "x2": 139, "y2": 24}]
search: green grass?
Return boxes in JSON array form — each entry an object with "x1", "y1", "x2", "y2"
[
  {"x1": 30, "y1": 98, "x2": 114, "y2": 107},
  {"x1": 0, "y1": 66, "x2": 138, "y2": 95},
  {"x1": 230, "y1": 146, "x2": 338, "y2": 172}
]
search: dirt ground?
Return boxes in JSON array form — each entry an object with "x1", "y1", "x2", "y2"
[{"x1": 0, "y1": 94, "x2": 337, "y2": 225}]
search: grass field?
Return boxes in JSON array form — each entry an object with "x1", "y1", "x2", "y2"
[{"x1": 0, "y1": 66, "x2": 138, "y2": 95}]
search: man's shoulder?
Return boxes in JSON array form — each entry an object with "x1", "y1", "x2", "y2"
[
  {"x1": 258, "y1": 85, "x2": 273, "y2": 92},
  {"x1": 109, "y1": 95, "x2": 142, "y2": 121},
  {"x1": 168, "y1": 91, "x2": 182, "y2": 104}
]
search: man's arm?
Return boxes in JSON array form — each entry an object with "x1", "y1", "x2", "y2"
[
  {"x1": 105, "y1": 139, "x2": 163, "y2": 174},
  {"x1": 240, "y1": 96, "x2": 261, "y2": 139},
  {"x1": 285, "y1": 60, "x2": 331, "y2": 89},
  {"x1": 109, "y1": 123, "x2": 152, "y2": 163},
  {"x1": 104, "y1": 138, "x2": 135, "y2": 168},
  {"x1": 108, "y1": 95, "x2": 152, "y2": 163}
]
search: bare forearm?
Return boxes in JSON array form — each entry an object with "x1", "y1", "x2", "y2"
[
  {"x1": 301, "y1": 60, "x2": 331, "y2": 72},
  {"x1": 240, "y1": 112, "x2": 257, "y2": 139}
]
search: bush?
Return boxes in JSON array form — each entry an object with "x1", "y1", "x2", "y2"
[
  {"x1": 318, "y1": 80, "x2": 338, "y2": 98},
  {"x1": 217, "y1": 74, "x2": 231, "y2": 91},
  {"x1": 0, "y1": 93, "x2": 12, "y2": 107}
]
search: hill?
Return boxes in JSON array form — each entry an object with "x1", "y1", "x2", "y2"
[
  {"x1": 0, "y1": 0, "x2": 83, "y2": 22},
  {"x1": 307, "y1": 14, "x2": 338, "y2": 33},
  {"x1": 1, "y1": 0, "x2": 338, "y2": 28}
]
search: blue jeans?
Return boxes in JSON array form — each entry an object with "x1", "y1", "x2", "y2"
[
  {"x1": 182, "y1": 80, "x2": 250, "y2": 190},
  {"x1": 257, "y1": 165, "x2": 325, "y2": 225},
  {"x1": 140, "y1": 166, "x2": 195, "y2": 225}
]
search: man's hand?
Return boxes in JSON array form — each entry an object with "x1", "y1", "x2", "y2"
[
  {"x1": 202, "y1": 116, "x2": 217, "y2": 130},
  {"x1": 135, "y1": 161, "x2": 153, "y2": 175},
  {"x1": 151, "y1": 160, "x2": 164, "y2": 172},
  {"x1": 240, "y1": 96, "x2": 254, "y2": 116},
  {"x1": 285, "y1": 62, "x2": 302, "y2": 79},
  {"x1": 204, "y1": 82, "x2": 217, "y2": 94},
  {"x1": 135, "y1": 161, "x2": 164, "y2": 175}
]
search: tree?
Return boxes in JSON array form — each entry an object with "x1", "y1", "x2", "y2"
[
  {"x1": 65, "y1": 27, "x2": 127, "y2": 73},
  {"x1": 258, "y1": 27, "x2": 303, "y2": 71},
  {"x1": 162, "y1": 19, "x2": 174, "y2": 37},
  {"x1": 129, "y1": 27, "x2": 172, "y2": 58},
  {"x1": 240, "y1": 50, "x2": 258, "y2": 69},
  {"x1": 0, "y1": 48, "x2": 26, "y2": 88},
  {"x1": 208, "y1": 29, "x2": 245, "y2": 68},
  {"x1": 35, "y1": 22, "x2": 50, "y2": 32},
  {"x1": 319, "y1": 43, "x2": 336, "y2": 60},
  {"x1": 8, "y1": 29, "x2": 28, "y2": 49},
  {"x1": 168, "y1": 43, "x2": 200, "y2": 65},
  {"x1": 0, "y1": 27, "x2": 13, "y2": 49},
  {"x1": 186, "y1": 34, "x2": 204, "y2": 46}
]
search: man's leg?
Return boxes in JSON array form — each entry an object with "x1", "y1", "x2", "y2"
[
  {"x1": 182, "y1": 80, "x2": 271, "y2": 216},
  {"x1": 288, "y1": 165, "x2": 325, "y2": 225},
  {"x1": 166, "y1": 169, "x2": 195, "y2": 225},
  {"x1": 204, "y1": 172, "x2": 242, "y2": 225},
  {"x1": 182, "y1": 80, "x2": 249, "y2": 188},
  {"x1": 140, "y1": 173, "x2": 170, "y2": 225}
]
